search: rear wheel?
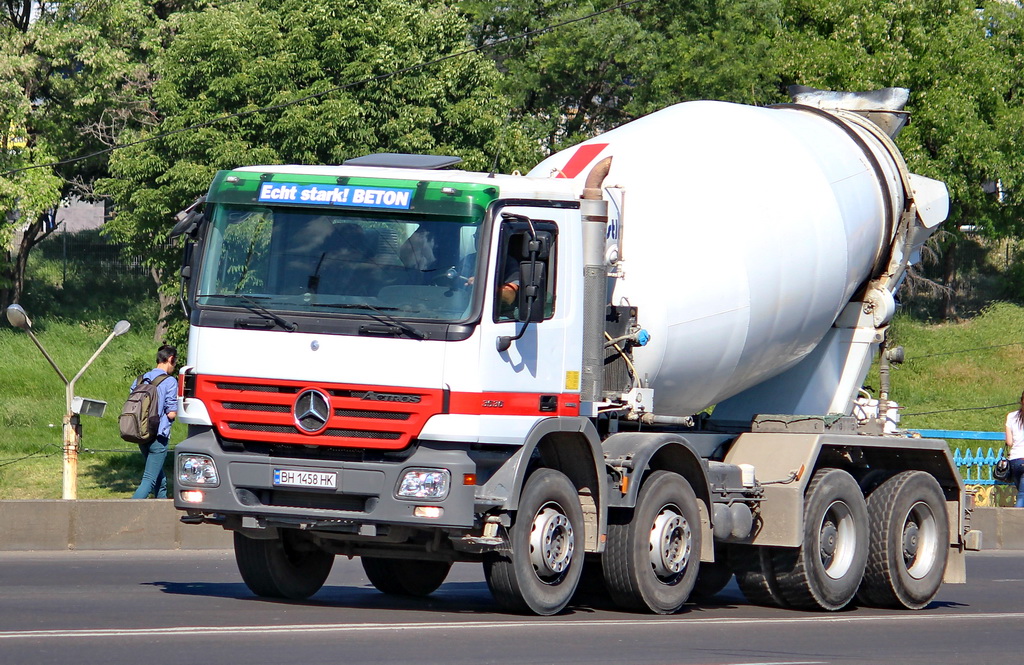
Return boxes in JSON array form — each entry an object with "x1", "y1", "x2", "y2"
[
  {"x1": 692, "y1": 544, "x2": 733, "y2": 600},
  {"x1": 234, "y1": 530, "x2": 334, "y2": 600},
  {"x1": 730, "y1": 544, "x2": 789, "y2": 608},
  {"x1": 603, "y1": 471, "x2": 702, "y2": 614},
  {"x1": 772, "y1": 468, "x2": 869, "y2": 610},
  {"x1": 361, "y1": 557, "x2": 453, "y2": 597},
  {"x1": 484, "y1": 469, "x2": 585, "y2": 615},
  {"x1": 857, "y1": 471, "x2": 949, "y2": 609}
]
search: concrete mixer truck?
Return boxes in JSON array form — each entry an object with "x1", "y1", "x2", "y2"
[{"x1": 169, "y1": 88, "x2": 981, "y2": 616}]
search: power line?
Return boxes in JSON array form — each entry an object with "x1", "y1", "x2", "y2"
[
  {"x1": 2, "y1": 0, "x2": 649, "y2": 179},
  {"x1": 905, "y1": 341, "x2": 1024, "y2": 362},
  {"x1": 902, "y1": 402, "x2": 1018, "y2": 417},
  {"x1": 0, "y1": 443, "x2": 61, "y2": 469}
]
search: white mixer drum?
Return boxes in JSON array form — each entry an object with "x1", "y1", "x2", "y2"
[{"x1": 529, "y1": 101, "x2": 905, "y2": 416}]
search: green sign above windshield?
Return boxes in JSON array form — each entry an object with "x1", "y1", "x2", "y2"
[{"x1": 207, "y1": 169, "x2": 498, "y2": 219}]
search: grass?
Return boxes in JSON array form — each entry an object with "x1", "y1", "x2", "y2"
[
  {"x1": 882, "y1": 301, "x2": 1024, "y2": 434},
  {"x1": 0, "y1": 234, "x2": 165, "y2": 499}
]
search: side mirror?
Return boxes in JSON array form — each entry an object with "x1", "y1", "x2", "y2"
[
  {"x1": 516, "y1": 260, "x2": 547, "y2": 323},
  {"x1": 170, "y1": 196, "x2": 206, "y2": 239}
]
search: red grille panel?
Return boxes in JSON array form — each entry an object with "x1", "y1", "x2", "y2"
[{"x1": 196, "y1": 374, "x2": 442, "y2": 450}]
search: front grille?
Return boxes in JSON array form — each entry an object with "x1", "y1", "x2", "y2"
[
  {"x1": 223, "y1": 402, "x2": 290, "y2": 413},
  {"x1": 226, "y1": 422, "x2": 401, "y2": 439},
  {"x1": 198, "y1": 374, "x2": 443, "y2": 450},
  {"x1": 216, "y1": 382, "x2": 300, "y2": 393},
  {"x1": 335, "y1": 409, "x2": 410, "y2": 420}
]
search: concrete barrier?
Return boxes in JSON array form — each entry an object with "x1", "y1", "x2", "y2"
[
  {"x1": 0, "y1": 500, "x2": 231, "y2": 551},
  {"x1": 0, "y1": 501, "x2": 1022, "y2": 551},
  {"x1": 968, "y1": 506, "x2": 1024, "y2": 550}
]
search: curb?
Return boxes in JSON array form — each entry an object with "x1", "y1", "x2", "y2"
[
  {"x1": 0, "y1": 500, "x2": 230, "y2": 551},
  {"x1": 1, "y1": 502, "x2": 1021, "y2": 552}
]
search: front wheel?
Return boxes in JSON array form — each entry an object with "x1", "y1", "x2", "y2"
[
  {"x1": 234, "y1": 530, "x2": 334, "y2": 600},
  {"x1": 857, "y1": 471, "x2": 949, "y2": 609},
  {"x1": 603, "y1": 471, "x2": 702, "y2": 614},
  {"x1": 484, "y1": 468, "x2": 585, "y2": 615},
  {"x1": 361, "y1": 557, "x2": 452, "y2": 597},
  {"x1": 771, "y1": 468, "x2": 869, "y2": 610}
]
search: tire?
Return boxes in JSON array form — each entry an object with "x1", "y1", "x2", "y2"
[
  {"x1": 691, "y1": 544, "x2": 733, "y2": 600},
  {"x1": 771, "y1": 468, "x2": 869, "y2": 610},
  {"x1": 857, "y1": 471, "x2": 949, "y2": 609},
  {"x1": 484, "y1": 468, "x2": 585, "y2": 615},
  {"x1": 361, "y1": 557, "x2": 452, "y2": 597},
  {"x1": 729, "y1": 544, "x2": 789, "y2": 608},
  {"x1": 603, "y1": 471, "x2": 702, "y2": 614},
  {"x1": 234, "y1": 530, "x2": 334, "y2": 600}
]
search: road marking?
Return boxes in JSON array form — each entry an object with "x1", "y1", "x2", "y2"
[{"x1": 2, "y1": 612, "x2": 1024, "y2": 641}]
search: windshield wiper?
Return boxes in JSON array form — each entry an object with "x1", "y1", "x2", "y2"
[
  {"x1": 311, "y1": 302, "x2": 426, "y2": 339},
  {"x1": 198, "y1": 293, "x2": 297, "y2": 332},
  {"x1": 333, "y1": 303, "x2": 427, "y2": 339}
]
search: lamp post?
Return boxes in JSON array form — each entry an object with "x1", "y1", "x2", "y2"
[{"x1": 5, "y1": 304, "x2": 130, "y2": 499}]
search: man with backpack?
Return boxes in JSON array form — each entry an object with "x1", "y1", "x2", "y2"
[{"x1": 127, "y1": 345, "x2": 178, "y2": 499}]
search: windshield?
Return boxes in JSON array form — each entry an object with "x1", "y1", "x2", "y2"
[{"x1": 195, "y1": 205, "x2": 483, "y2": 322}]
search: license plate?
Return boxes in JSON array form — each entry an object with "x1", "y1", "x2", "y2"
[{"x1": 273, "y1": 468, "x2": 338, "y2": 489}]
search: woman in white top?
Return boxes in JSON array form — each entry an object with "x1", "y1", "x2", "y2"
[{"x1": 1004, "y1": 391, "x2": 1024, "y2": 507}]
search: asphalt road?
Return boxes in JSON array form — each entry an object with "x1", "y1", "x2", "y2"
[{"x1": 0, "y1": 549, "x2": 1019, "y2": 665}]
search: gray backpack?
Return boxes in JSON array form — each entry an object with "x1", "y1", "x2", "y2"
[{"x1": 119, "y1": 374, "x2": 171, "y2": 444}]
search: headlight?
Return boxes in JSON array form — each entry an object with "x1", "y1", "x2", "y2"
[
  {"x1": 178, "y1": 454, "x2": 220, "y2": 486},
  {"x1": 396, "y1": 468, "x2": 450, "y2": 500}
]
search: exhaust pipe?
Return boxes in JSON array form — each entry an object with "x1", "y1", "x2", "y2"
[{"x1": 580, "y1": 157, "x2": 612, "y2": 402}]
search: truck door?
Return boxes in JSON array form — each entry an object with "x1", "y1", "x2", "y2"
[{"x1": 473, "y1": 207, "x2": 582, "y2": 413}]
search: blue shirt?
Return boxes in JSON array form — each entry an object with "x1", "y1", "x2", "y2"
[{"x1": 130, "y1": 369, "x2": 177, "y2": 440}]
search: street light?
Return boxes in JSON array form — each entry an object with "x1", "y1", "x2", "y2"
[{"x1": 6, "y1": 304, "x2": 131, "y2": 499}]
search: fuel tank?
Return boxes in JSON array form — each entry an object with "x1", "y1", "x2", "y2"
[{"x1": 528, "y1": 100, "x2": 946, "y2": 416}]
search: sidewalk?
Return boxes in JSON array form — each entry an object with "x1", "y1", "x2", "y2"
[{"x1": 0, "y1": 501, "x2": 1020, "y2": 551}]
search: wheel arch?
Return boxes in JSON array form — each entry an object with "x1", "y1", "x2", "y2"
[
  {"x1": 602, "y1": 432, "x2": 714, "y2": 561},
  {"x1": 479, "y1": 417, "x2": 607, "y2": 553}
]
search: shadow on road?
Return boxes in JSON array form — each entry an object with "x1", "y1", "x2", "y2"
[{"x1": 144, "y1": 579, "x2": 504, "y2": 614}]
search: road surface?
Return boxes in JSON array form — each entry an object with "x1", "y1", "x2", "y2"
[{"x1": 0, "y1": 549, "x2": 1016, "y2": 664}]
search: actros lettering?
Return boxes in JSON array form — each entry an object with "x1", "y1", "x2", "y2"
[{"x1": 359, "y1": 391, "x2": 421, "y2": 404}]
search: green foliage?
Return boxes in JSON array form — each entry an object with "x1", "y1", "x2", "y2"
[
  {"x1": 466, "y1": 0, "x2": 1024, "y2": 247},
  {"x1": 22, "y1": 230, "x2": 159, "y2": 325},
  {"x1": 98, "y1": 0, "x2": 533, "y2": 337},
  {"x1": 0, "y1": 0, "x2": 169, "y2": 307}
]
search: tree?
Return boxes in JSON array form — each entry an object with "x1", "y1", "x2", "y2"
[
  {"x1": 769, "y1": 0, "x2": 1024, "y2": 317},
  {"x1": 98, "y1": 0, "x2": 534, "y2": 344},
  {"x1": 0, "y1": 0, "x2": 165, "y2": 312},
  {"x1": 466, "y1": 0, "x2": 1024, "y2": 319},
  {"x1": 462, "y1": 0, "x2": 783, "y2": 153}
]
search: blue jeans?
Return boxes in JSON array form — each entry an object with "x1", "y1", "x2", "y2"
[
  {"x1": 132, "y1": 436, "x2": 168, "y2": 499},
  {"x1": 1011, "y1": 459, "x2": 1024, "y2": 508}
]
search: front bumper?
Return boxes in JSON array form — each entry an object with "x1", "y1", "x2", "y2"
[{"x1": 172, "y1": 428, "x2": 479, "y2": 531}]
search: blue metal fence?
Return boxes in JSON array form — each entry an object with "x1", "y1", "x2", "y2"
[{"x1": 910, "y1": 429, "x2": 1004, "y2": 486}]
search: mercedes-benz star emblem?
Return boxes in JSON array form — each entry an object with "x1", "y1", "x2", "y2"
[{"x1": 294, "y1": 389, "x2": 331, "y2": 433}]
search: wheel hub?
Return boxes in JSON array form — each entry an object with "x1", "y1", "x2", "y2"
[
  {"x1": 903, "y1": 522, "x2": 920, "y2": 560},
  {"x1": 820, "y1": 500, "x2": 856, "y2": 580},
  {"x1": 904, "y1": 501, "x2": 938, "y2": 580},
  {"x1": 529, "y1": 504, "x2": 575, "y2": 580},
  {"x1": 820, "y1": 521, "x2": 838, "y2": 561},
  {"x1": 649, "y1": 508, "x2": 691, "y2": 578}
]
